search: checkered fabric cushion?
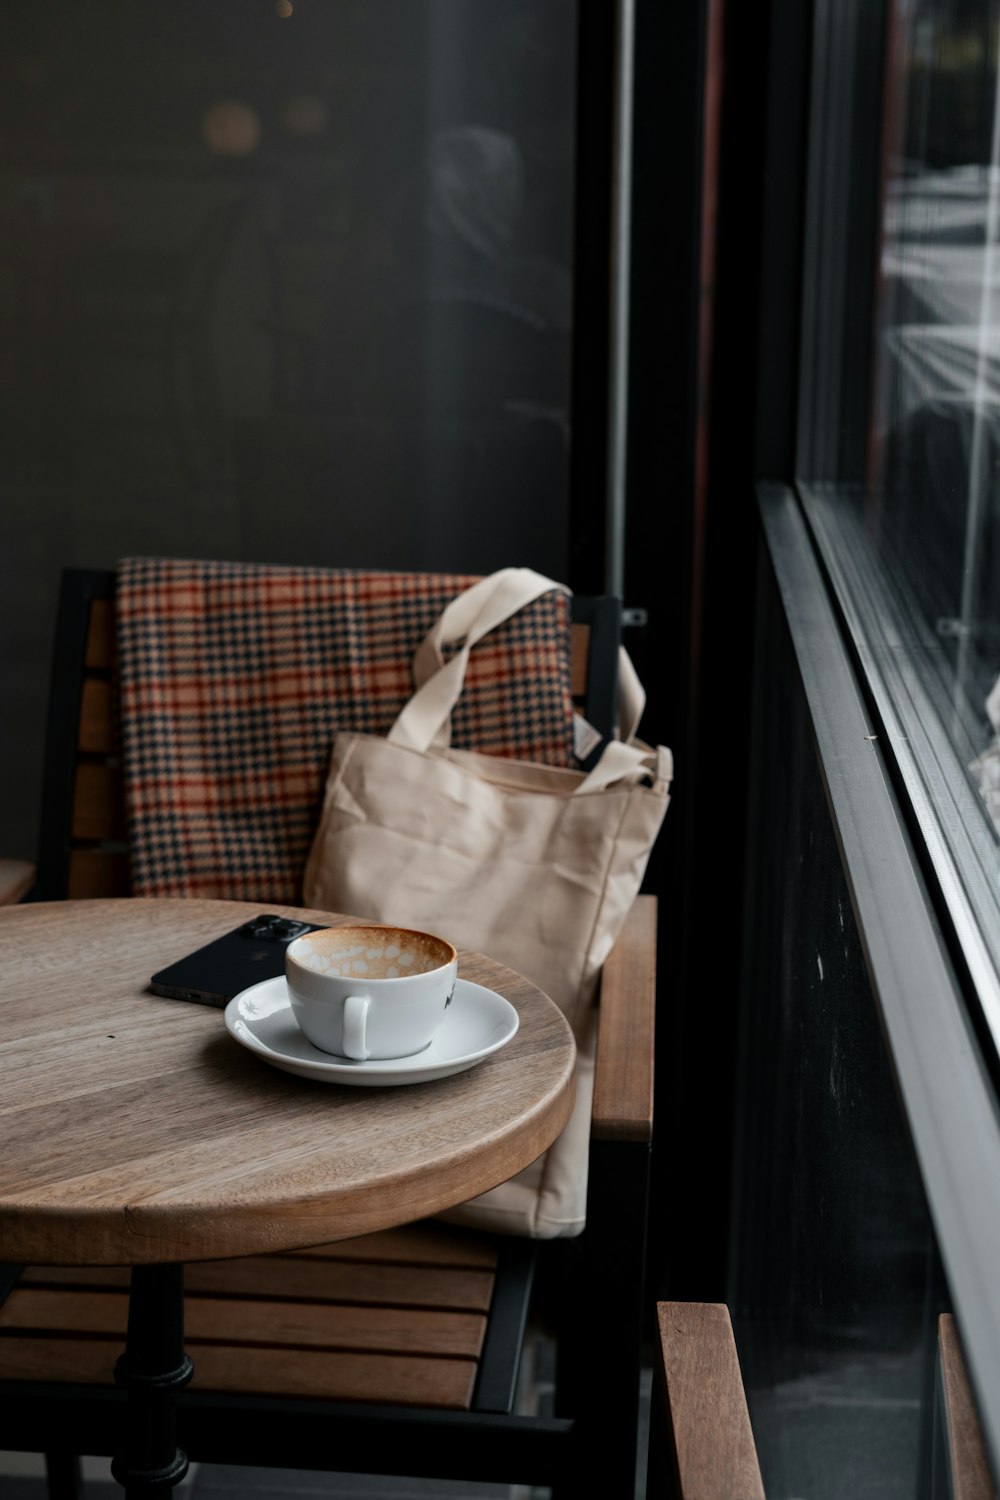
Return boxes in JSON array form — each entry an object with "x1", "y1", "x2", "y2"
[{"x1": 116, "y1": 557, "x2": 575, "y2": 902}]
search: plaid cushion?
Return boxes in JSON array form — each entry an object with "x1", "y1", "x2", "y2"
[{"x1": 116, "y1": 557, "x2": 575, "y2": 902}]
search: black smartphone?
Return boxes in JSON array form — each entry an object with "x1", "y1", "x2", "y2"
[{"x1": 149, "y1": 913, "x2": 325, "y2": 1007}]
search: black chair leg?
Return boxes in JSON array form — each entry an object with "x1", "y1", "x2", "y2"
[
  {"x1": 554, "y1": 1138, "x2": 652, "y2": 1499},
  {"x1": 44, "y1": 1452, "x2": 85, "y2": 1500}
]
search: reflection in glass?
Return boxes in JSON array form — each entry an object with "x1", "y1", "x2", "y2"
[
  {"x1": 873, "y1": 2, "x2": 1000, "y2": 821},
  {"x1": 732, "y1": 578, "x2": 944, "y2": 1500}
]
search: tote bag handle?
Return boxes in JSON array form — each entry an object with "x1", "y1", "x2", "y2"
[
  {"x1": 388, "y1": 567, "x2": 661, "y2": 793},
  {"x1": 409, "y1": 568, "x2": 568, "y2": 692},
  {"x1": 389, "y1": 568, "x2": 569, "y2": 753},
  {"x1": 410, "y1": 571, "x2": 646, "y2": 748}
]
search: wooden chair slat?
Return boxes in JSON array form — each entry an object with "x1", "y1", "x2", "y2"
[
  {"x1": 1, "y1": 1288, "x2": 487, "y2": 1360},
  {"x1": 17, "y1": 1222, "x2": 497, "y2": 1283},
  {"x1": 70, "y1": 764, "x2": 126, "y2": 842},
  {"x1": 0, "y1": 1336, "x2": 478, "y2": 1408},
  {"x1": 194, "y1": 1343, "x2": 479, "y2": 1407},
  {"x1": 592, "y1": 894, "x2": 657, "y2": 1142},
  {"x1": 571, "y1": 622, "x2": 590, "y2": 701},
  {"x1": 22, "y1": 1258, "x2": 496, "y2": 1314},
  {"x1": 185, "y1": 1257, "x2": 495, "y2": 1312},
  {"x1": 282, "y1": 1224, "x2": 498, "y2": 1270},
  {"x1": 66, "y1": 849, "x2": 131, "y2": 900},
  {"x1": 20, "y1": 1268, "x2": 132, "y2": 1290},
  {"x1": 84, "y1": 598, "x2": 115, "y2": 670},
  {"x1": 0, "y1": 1336, "x2": 122, "y2": 1386},
  {"x1": 78, "y1": 679, "x2": 117, "y2": 755}
]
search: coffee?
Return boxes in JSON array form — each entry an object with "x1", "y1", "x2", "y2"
[{"x1": 292, "y1": 927, "x2": 449, "y2": 981}]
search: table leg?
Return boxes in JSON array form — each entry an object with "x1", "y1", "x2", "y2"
[{"x1": 110, "y1": 1263, "x2": 193, "y2": 1499}]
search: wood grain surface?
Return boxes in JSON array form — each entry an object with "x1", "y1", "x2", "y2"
[
  {"x1": 0, "y1": 900, "x2": 575, "y2": 1267},
  {"x1": 592, "y1": 894, "x2": 656, "y2": 1142},
  {"x1": 655, "y1": 1301, "x2": 765, "y2": 1500},
  {"x1": 938, "y1": 1314, "x2": 998, "y2": 1500},
  {"x1": 2, "y1": 1221, "x2": 502, "y2": 1410}
]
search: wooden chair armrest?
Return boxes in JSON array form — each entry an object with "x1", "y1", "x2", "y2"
[
  {"x1": 938, "y1": 1314, "x2": 996, "y2": 1500},
  {"x1": 592, "y1": 893, "x2": 656, "y2": 1143},
  {"x1": 0, "y1": 859, "x2": 35, "y2": 906},
  {"x1": 654, "y1": 1301, "x2": 765, "y2": 1500}
]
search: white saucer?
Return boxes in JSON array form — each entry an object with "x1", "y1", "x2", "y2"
[{"x1": 223, "y1": 976, "x2": 519, "y2": 1086}]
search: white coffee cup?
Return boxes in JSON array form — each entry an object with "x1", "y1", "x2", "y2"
[{"x1": 285, "y1": 924, "x2": 458, "y2": 1060}]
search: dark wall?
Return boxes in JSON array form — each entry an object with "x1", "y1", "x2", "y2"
[{"x1": 1, "y1": 0, "x2": 578, "y2": 860}]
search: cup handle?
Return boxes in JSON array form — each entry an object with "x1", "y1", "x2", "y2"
[{"x1": 342, "y1": 994, "x2": 370, "y2": 1060}]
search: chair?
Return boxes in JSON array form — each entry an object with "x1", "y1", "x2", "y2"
[
  {"x1": 936, "y1": 1315, "x2": 996, "y2": 1500},
  {"x1": 648, "y1": 1307, "x2": 1000, "y2": 1500},
  {"x1": 0, "y1": 566, "x2": 657, "y2": 1498},
  {"x1": 647, "y1": 1303, "x2": 765, "y2": 1500}
]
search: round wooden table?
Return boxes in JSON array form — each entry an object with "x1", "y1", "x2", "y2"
[{"x1": 0, "y1": 899, "x2": 576, "y2": 1496}]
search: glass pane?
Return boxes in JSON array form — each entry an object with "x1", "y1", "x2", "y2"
[
  {"x1": 872, "y1": 2, "x2": 1000, "y2": 797},
  {"x1": 732, "y1": 562, "x2": 945, "y2": 1500},
  {"x1": 802, "y1": 0, "x2": 1000, "y2": 1055}
]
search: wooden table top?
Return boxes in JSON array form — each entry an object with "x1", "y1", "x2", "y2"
[{"x1": 0, "y1": 899, "x2": 576, "y2": 1267}]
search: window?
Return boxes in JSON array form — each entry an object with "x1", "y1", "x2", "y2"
[
  {"x1": 874, "y1": 0, "x2": 1000, "y2": 810},
  {"x1": 797, "y1": 0, "x2": 1000, "y2": 1064},
  {"x1": 734, "y1": 0, "x2": 1000, "y2": 1490}
]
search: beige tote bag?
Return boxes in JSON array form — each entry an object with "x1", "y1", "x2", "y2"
[{"x1": 303, "y1": 568, "x2": 672, "y2": 1237}]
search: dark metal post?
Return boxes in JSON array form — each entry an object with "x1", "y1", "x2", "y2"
[
  {"x1": 42, "y1": 1453, "x2": 84, "y2": 1500},
  {"x1": 110, "y1": 1263, "x2": 193, "y2": 1499},
  {"x1": 552, "y1": 1137, "x2": 652, "y2": 1498}
]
